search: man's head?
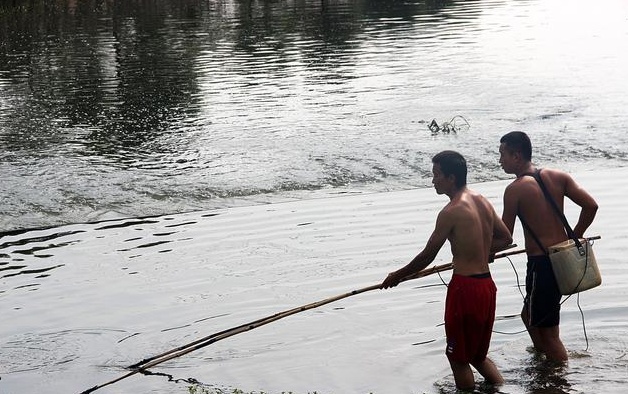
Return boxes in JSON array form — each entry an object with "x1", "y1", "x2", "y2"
[
  {"x1": 499, "y1": 131, "x2": 532, "y2": 174},
  {"x1": 431, "y1": 150, "x2": 467, "y2": 193}
]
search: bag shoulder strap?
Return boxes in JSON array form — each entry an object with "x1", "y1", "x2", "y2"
[
  {"x1": 518, "y1": 213, "x2": 547, "y2": 253},
  {"x1": 517, "y1": 170, "x2": 547, "y2": 253},
  {"x1": 530, "y1": 169, "x2": 585, "y2": 254}
]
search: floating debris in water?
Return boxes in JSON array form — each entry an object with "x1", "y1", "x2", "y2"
[{"x1": 428, "y1": 115, "x2": 470, "y2": 134}]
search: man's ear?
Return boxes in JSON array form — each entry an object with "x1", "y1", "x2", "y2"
[
  {"x1": 447, "y1": 173, "x2": 457, "y2": 185},
  {"x1": 512, "y1": 150, "x2": 522, "y2": 162}
]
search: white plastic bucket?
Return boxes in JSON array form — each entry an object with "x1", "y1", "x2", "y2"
[{"x1": 549, "y1": 238, "x2": 602, "y2": 295}]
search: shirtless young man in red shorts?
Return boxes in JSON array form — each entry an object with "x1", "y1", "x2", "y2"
[{"x1": 381, "y1": 150, "x2": 512, "y2": 391}]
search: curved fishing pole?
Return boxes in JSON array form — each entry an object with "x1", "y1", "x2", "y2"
[{"x1": 79, "y1": 238, "x2": 598, "y2": 393}]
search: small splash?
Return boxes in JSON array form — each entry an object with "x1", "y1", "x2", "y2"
[{"x1": 567, "y1": 349, "x2": 592, "y2": 359}]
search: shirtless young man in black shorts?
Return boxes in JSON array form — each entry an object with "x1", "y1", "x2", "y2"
[
  {"x1": 498, "y1": 131, "x2": 598, "y2": 361},
  {"x1": 381, "y1": 150, "x2": 512, "y2": 390}
]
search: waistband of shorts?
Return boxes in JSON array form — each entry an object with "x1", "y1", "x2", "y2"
[{"x1": 452, "y1": 272, "x2": 491, "y2": 279}]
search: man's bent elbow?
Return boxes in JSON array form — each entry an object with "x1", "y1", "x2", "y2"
[
  {"x1": 585, "y1": 202, "x2": 599, "y2": 221},
  {"x1": 591, "y1": 201, "x2": 599, "y2": 213},
  {"x1": 499, "y1": 231, "x2": 513, "y2": 248}
]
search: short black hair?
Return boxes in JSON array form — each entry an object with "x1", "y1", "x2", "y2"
[
  {"x1": 432, "y1": 150, "x2": 467, "y2": 188},
  {"x1": 500, "y1": 131, "x2": 532, "y2": 161}
]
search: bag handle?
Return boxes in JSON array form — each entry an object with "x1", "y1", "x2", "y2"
[{"x1": 531, "y1": 169, "x2": 586, "y2": 256}]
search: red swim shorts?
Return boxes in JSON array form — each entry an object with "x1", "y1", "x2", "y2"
[{"x1": 444, "y1": 273, "x2": 497, "y2": 364}]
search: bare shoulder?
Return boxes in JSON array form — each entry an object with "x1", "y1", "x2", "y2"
[
  {"x1": 541, "y1": 167, "x2": 572, "y2": 180},
  {"x1": 434, "y1": 200, "x2": 460, "y2": 232},
  {"x1": 468, "y1": 188, "x2": 492, "y2": 206},
  {"x1": 438, "y1": 193, "x2": 468, "y2": 218},
  {"x1": 504, "y1": 175, "x2": 533, "y2": 194},
  {"x1": 439, "y1": 199, "x2": 460, "y2": 217},
  {"x1": 540, "y1": 167, "x2": 572, "y2": 188},
  {"x1": 452, "y1": 189, "x2": 491, "y2": 213}
]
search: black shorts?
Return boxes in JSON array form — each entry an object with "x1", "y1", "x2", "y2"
[{"x1": 524, "y1": 255, "x2": 562, "y2": 327}]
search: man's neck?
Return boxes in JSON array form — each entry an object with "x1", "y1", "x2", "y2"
[
  {"x1": 446, "y1": 185, "x2": 467, "y2": 200},
  {"x1": 515, "y1": 163, "x2": 535, "y2": 178}
]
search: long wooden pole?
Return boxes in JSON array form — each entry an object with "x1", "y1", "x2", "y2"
[
  {"x1": 80, "y1": 261, "x2": 452, "y2": 394},
  {"x1": 80, "y1": 236, "x2": 600, "y2": 393}
]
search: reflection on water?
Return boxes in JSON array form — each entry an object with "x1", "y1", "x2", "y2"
[
  {"x1": 0, "y1": 215, "x2": 203, "y2": 295},
  {"x1": 2, "y1": 0, "x2": 628, "y2": 232},
  {"x1": 433, "y1": 351, "x2": 571, "y2": 394},
  {"x1": 521, "y1": 351, "x2": 571, "y2": 394},
  {"x1": 1, "y1": 1, "x2": 628, "y2": 391},
  {"x1": 1, "y1": 0, "x2": 443, "y2": 155},
  {"x1": 0, "y1": 230, "x2": 85, "y2": 291}
]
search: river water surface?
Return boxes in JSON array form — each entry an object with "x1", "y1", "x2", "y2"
[
  {"x1": 1, "y1": 0, "x2": 628, "y2": 393},
  {"x1": 2, "y1": 0, "x2": 628, "y2": 232}
]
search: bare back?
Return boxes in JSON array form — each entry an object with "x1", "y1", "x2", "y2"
[
  {"x1": 511, "y1": 170, "x2": 568, "y2": 255},
  {"x1": 503, "y1": 168, "x2": 597, "y2": 256},
  {"x1": 444, "y1": 189, "x2": 498, "y2": 275}
]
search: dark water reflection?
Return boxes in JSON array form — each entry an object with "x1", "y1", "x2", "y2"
[
  {"x1": 522, "y1": 356, "x2": 571, "y2": 394},
  {"x1": 3, "y1": 0, "x2": 627, "y2": 232},
  {"x1": 2, "y1": 0, "x2": 452, "y2": 153},
  {"x1": 1, "y1": 1, "x2": 200, "y2": 153}
]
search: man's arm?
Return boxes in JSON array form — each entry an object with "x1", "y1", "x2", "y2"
[
  {"x1": 380, "y1": 209, "x2": 452, "y2": 289},
  {"x1": 491, "y1": 207, "x2": 513, "y2": 254},
  {"x1": 501, "y1": 184, "x2": 518, "y2": 236},
  {"x1": 564, "y1": 174, "x2": 598, "y2": 238}
]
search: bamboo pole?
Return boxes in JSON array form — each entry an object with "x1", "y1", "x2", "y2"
[
  {"x1": 80, "y1": 264, "x2": 441, "y2": 394},
  {"x1": 80, "y1": 236, "x2": 600, "y2": 393}
]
